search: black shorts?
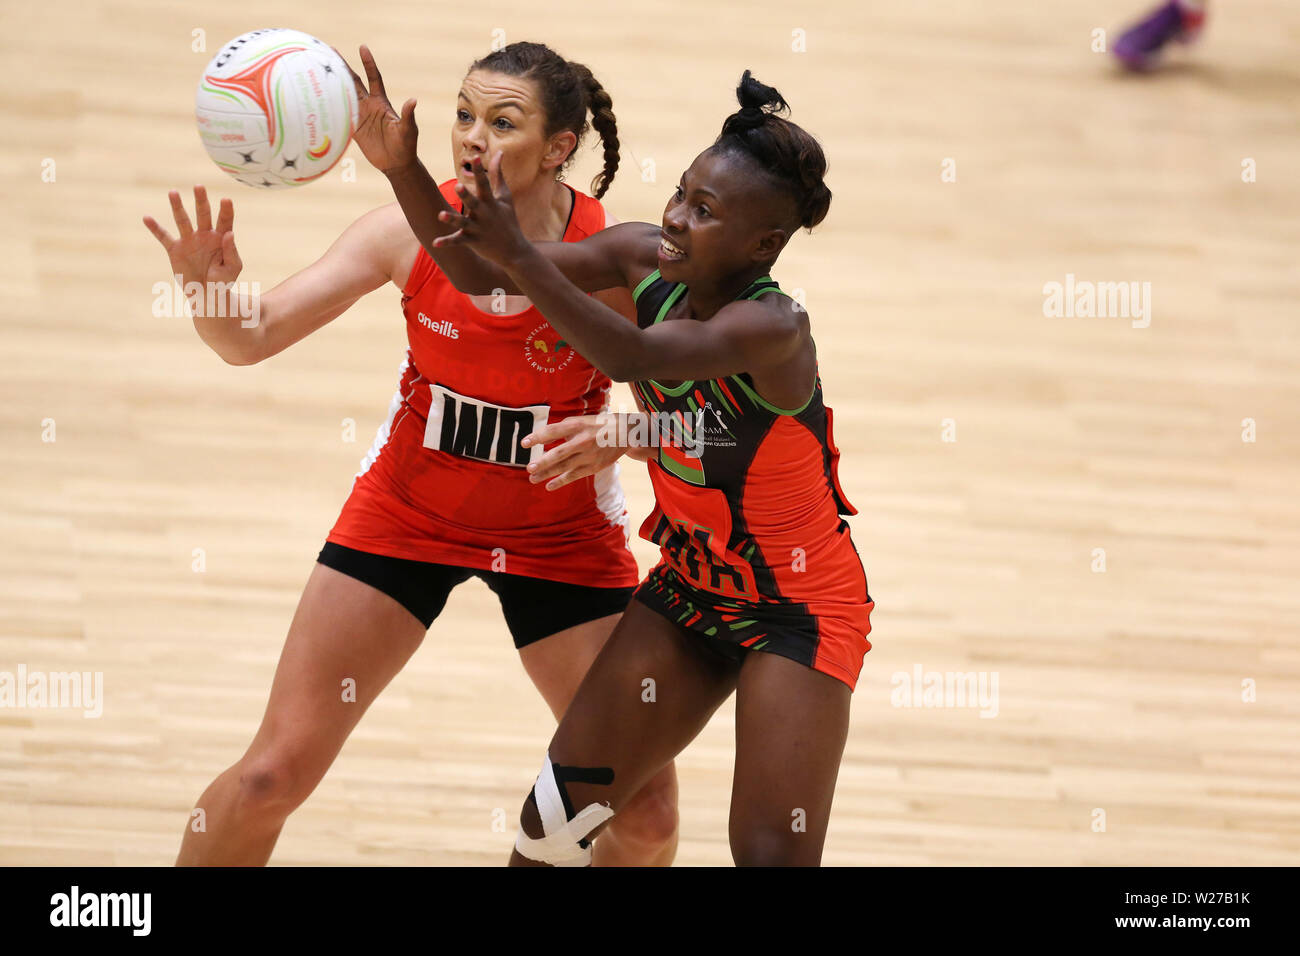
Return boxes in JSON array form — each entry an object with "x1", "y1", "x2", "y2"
[{"x1": 317, "y1": 542, "x2": 635, "y2": 648}]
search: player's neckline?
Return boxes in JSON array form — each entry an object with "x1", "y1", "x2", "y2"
[
  {"x1": 642, "y1": 271, "x2": 777, "y2": 394},
  {"x1": 460, "y1": 183, "x2": 578, "y2": 321}
]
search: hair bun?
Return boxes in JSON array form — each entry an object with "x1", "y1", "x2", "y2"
[
  {"x1": 722, "y1": 71, "x2": 788, "y2": 137},
  {"x1": 735, "y1": 69, "x2": 789, "y2": 117},
  {"x1": 732, "y1": 105, "x2": 765, "y2": 131},
  {"x1": 713, "y1": 69, "x2": 832, "y2": 233}
]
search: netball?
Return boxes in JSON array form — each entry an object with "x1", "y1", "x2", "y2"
[{"x1": 195, "y1": 28, "x2": 358, "y2": 189}]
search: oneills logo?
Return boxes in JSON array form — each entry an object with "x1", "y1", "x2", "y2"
[{"x1": 418, "y1": 312, "x2": 459, "y2": 339}]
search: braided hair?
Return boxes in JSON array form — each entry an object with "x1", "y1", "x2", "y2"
[
  {"x1": 469, "y1": 42, "x2": 620, "y2": 199},
  {"x1": 714, "y1": 70, "x2": 831, "y2": 230}
]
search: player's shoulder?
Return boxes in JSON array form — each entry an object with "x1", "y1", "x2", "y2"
[
  {"x1": 363, "y1": 202, "x2": 424, "y2": 290},
  {"x1": 563, "y1": 185, "x2": 611, "y2": 241},
  {"x1": 341, "y1": 202, "x2": 420, "y2": 256},
  {"x1": 723, "y1": 284, "x2": 809, "y2": 336},
  {"x1": 598, "y1": 208, "x2": 657, "y2": 245},
  {"x1": 565, "y1": 187, "x2": 648, "y2": 235},
  {"x1": 377, "y1": 177, "x2": 456, "y2": 241}
]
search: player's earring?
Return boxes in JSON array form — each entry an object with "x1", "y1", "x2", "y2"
[{"x1": 555, "y1": 168, "x2": 566, "y2": 183}]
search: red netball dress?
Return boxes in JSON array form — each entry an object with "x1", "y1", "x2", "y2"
[{"x1": 326, "y1": 180, "x2": 640, "y2": 588}]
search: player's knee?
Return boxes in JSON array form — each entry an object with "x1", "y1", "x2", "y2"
[
  {"x1": 235, "y1": 748, "x2": 315, "y2": 817},
  {"x1": 730, "y1": 826, "x2": 815, "y2": 867},
  {"x1": 514, "y1": 753, "x2": 615, "y2": 866},
  {"x1": 516, "y1": 792, "x2": 545, "y2": 841},
  {"x1": 609, "y1": 778, "x2": 678, "y2": 848}
]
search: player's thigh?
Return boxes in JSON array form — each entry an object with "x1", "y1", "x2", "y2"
[
  {"x1": 517, "y1": 612, "x2": 621, "y2": 720},
  {"x1": 729, "y1": 651, "x2": 852, "y2": 865},
  {"x1": 248, "y1": 561, "x2": 428, "y2": 761}
]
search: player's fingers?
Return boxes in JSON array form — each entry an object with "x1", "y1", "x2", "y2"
[
  {"x1": 399, "y1": 97, "x2": 418, "y2": 129},
  {"x1": 489, "y1": 150, "x2": 512, "y2": 202},
  {"x1": 222, "y1": 231, "x2": 243, "y2": 272},
  {"x1": 431, "y1": 229, "x2": 469, "y2": 247},
  {"x1": 453, "y1": 180, "x2": 479, "y2": 210},
  {"x1": 437, "y1": 210, "x2": 470, "y2": 228},
  {"x1": 528, "y1": 444, "x2": 585, "y2": 482},
  {"x1": 545, "y1": 468, "x2": 584, "y2": 491},
  {"x1": 470, "y1": 155, "x2": 493, "y2": 202},
  {"x1": 359, "y1": 44, "x2": 386, "y2": 100},
  {"x1": 437, "y1": 211, "x2": 470, "y2": 230},
  {"x1": 522, "y1": 417, "x2": 583, "y2": 448},
  {"x1": 168, "y1": 190, "x2": 193, "y2": 238},
  {"x1": 215, "y1": 196, "x2": 234, "y2": 235},
  {"x1": 194, "y1": 185, "x2": 212, "y2": 232},
  {"x1": 141, "y1": 215, "x2": 174, "y2": 250},
  {"x1": 335, "y1": 47, "x2": 367, "y2": 99}
]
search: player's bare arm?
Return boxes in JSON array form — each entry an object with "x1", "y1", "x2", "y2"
[
  {"x1": 144, "y1": 190, "x2": 410, "y2": 365},
  {"x1": 434, "y1": 152, "x2": 808, "y2": 389}
]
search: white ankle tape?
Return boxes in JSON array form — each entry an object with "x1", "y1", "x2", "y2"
[{"x1": 514, "y1": 754, "x2": 614, "y2": 866}]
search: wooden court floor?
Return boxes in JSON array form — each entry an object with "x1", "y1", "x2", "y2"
[{"x1": 1, "y1": 0, "x2": 1297, "y2": 865}]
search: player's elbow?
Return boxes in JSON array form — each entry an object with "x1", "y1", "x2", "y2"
[
  {"x1": 220, "y1": 346, "x2": 262, "y2": 366},
  {"x1": 215, "y1": 335, "x2": 266, "y2": 366}
]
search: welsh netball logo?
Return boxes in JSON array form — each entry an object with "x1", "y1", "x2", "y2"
[{"x1": 523, "y1": 323, "x2": 575, "y2": 374}]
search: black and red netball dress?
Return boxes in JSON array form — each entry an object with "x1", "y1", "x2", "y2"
[{"x1": 628, "y1": 269, "x2": 874, "y2": 689}]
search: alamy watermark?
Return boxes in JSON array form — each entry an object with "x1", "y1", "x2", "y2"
[
  {"x1": 890, "y1": 664, "x2": 999, "y2": 718},
  {"x1": 152, "y1": 274, "x2": 261, "y2": 328},
  {"x1": 0, "y1": 664, "x2": 103, "y2": 718},
  {"x1": 1043, "y1": 273, "x2": 1151, "y2": 328},
  {"x1": 49, "y1": 886, "x2": 150, "y2": 935},
  {"x1": 596, "y1": 410, "x2": 704, "y2": 453}
]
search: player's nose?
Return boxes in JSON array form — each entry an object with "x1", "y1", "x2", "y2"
[
  {"x1": 663, "y1": 204, "x2": 687, "y2": 234},
  {"x1": 463, "y1": 119, "x2": 488, "y2": 151}
]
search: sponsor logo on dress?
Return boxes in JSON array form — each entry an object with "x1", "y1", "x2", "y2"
[
  {"x1": 418, "y1": 312, "x2": 459, "y2": 338},
  {"x1": 696, "y1": 401, "x2": 736, "y2": 448},
  {"x1": 423, "y1": 383, "x2": 547, "y2": 468}
]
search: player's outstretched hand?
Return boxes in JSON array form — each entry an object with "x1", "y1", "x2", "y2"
[
  {"x1": 142, "y1": 185, "x2": 243, "y2": 290},
  {"x1": 523, "y1": 414, "x2": 633, "y2": 490},
  {"x1": 341, "y1": 44, "x2": 418, "y2": 174},
  {"x1": 433, "y1": 152, "x2": 531, "y2": 267}
]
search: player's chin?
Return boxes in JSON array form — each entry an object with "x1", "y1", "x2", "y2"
[{"x1": 657, "y1": 252, "x2": 689, "y2": 282}]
